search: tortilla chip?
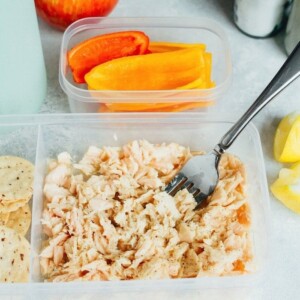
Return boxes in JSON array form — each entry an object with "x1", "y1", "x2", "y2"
[
  {"x1": 0, "y1": 226, "x2": 30, "y2": 283},
  {"x1": 0, "y1": 156, "x2": 34, "y2": 203},
  {"x1": 0, "y1": 212, "x2": 9, "y2": 226},
  {"x1": 0, "y1": 198, "x2": 29, "y2": 214},
  {"x1": 6, "y1": 204, "x2": 31, "y2": 236}
]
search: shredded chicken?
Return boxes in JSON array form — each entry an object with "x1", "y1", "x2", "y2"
[{"x1": 40, "y1": 140, "x2": 253, "y2": 282}]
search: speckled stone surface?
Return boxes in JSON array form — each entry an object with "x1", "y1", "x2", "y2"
[{"x1": 38, "y1": 1, "x2": 300, "y2": 299}]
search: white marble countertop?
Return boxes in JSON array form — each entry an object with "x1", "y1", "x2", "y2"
[{"x1": 38, "y1": 1, "x2": 300, "y2": 299}]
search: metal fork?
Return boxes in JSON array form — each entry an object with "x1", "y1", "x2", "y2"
[{"x1": 165, "y1": 42, "x2": 300, "y2": 209}]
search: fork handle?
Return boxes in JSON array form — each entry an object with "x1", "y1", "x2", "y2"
[{"x1": 217, "y1": 42, "x2": 300, "y2": 152}]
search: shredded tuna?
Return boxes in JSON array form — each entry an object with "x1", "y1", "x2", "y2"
[{"x1": 40, "y1": 140, "x2": 253, "y2": 281}]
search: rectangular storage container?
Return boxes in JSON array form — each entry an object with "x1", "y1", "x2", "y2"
[
  {"x1": 59, "y1": 17, "x2": 232, "y2": 113},
  {"x1": 0, "y1": 113, "x2": 269, "y2": 298}
]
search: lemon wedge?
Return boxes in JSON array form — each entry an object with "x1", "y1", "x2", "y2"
[
  {"x1": 290, "y1": 162, "x2": 300, "y2": 172},
  {"x1": 271, "y1": 163, "x2": 300, "y2": 213},
  {"x1": 274, "y1": 112, "x2": 300, "y2": 162}
]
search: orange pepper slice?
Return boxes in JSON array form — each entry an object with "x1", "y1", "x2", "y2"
[
  {"x1": 85, "y1": 47, "x2": 206, "y2": 90},
  {"x1": 104, "y1": 102, "x2": 182, "y2": 112},
  {"x1": 176, "y1": 77, "x2": 207, "y2": 89},
  {"x1": 67, "y1": 31, "x2": 149, "y2": 83},
  {"x1": 88, "y1": 39, "x2": 215, "y2": 113},
  {"x1": 150, "y1": 101, "x2": 214, "y2": 112},
  {"x1": 99, "y1": 100, "x2": 213, "y2": 113},
  {"x1": 147, "y1": 42, "x2": 213, "y2": 90},
  {"x1": 148, "y1": 41, "x2": 206, "y2": 53}
]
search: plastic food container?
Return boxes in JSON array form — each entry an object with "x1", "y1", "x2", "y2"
[
  {"x1": 59, "y1": 17, "x2": 232, "y2": 113},
  {"x1": 0, "y1": 113, "x2": 269, "y2": 298}
]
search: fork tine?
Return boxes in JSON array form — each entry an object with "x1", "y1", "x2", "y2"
[
  {"x1": 180, "y1": 180, "x2": 194, "y2": 191},
  {"x1": 188, "y1": 186, "x2": 200, "y2": 197},
  {"x1": 194, "y1": 192, "x2": 208, "y2": 210},
  {"x1": 165, "y1": 172, "x2": 187, "y2": 196}
]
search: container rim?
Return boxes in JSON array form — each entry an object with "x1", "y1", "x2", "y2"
[
  {"x1": 0, "y1": 112, "x2": 238, "y2": 125},
  {"x1": 59, "y1": 17, "x2": 232, "y2": 103}
]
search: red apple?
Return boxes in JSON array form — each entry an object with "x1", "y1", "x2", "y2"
[{"x1": 35, "y1": 0, "x2": 118, "y2": 30}]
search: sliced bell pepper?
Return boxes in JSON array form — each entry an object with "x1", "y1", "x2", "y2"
[
  {"x1": 104, "y1": 102, "x2": 182, "y2": 112},
  {"x1": 176, "y1": 77, "x2": 207, "y2": 90},
  {"x1": 163, "y1": 101, "x2": 214, "y2": 112},
  {"x1": 176, "y1": 52, "x2": 214, "y2": 90},
  {"x1": 204, "y1": 52, "x2": 213, "y2": 86},
  {"x1": 99, "y1": 100, "x2": 213, "y2": 113},
  {"x1": 148, "y1": 41, "x2": 206, "y2": 53},
  {"x1": 67, "y1": 31, "x2": 149, "y2": 83},
  {"x1": 85, "y1": 47, "x2": 206, "y2": 90}
]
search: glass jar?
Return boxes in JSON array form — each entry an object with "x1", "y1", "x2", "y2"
[
  {"x1": 285, "y1": 0, "x2": 300, "y2": 55},
  {"x1": 234, "y1": 0, "x2": 287, "y2": 38},
  {"x1": 0, "y1": 0, "x2": 47, "y2": 114}
]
